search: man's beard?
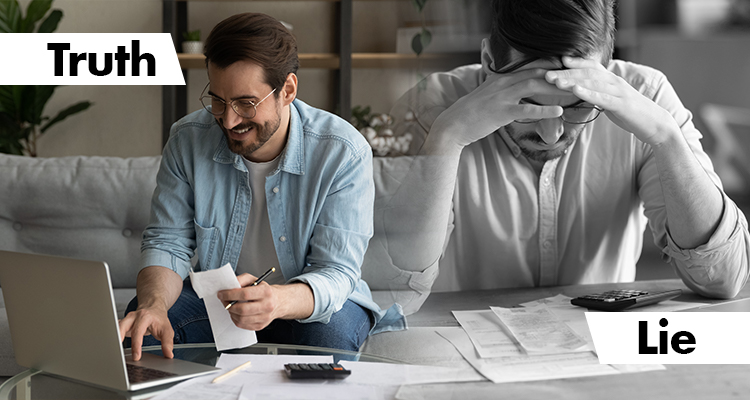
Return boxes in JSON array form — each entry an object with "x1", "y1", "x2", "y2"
[
  {"x1": 219, "y1": 109, "x2": 282, "y2": 159},
  {"x1": 504, "y1": 124, "x2": 580, "y2": 162}
]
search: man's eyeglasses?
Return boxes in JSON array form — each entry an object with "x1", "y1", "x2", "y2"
[
  {"x1": 515, "y1": 99, "x2": 603, "y2": 125},
  {"x1": 199, "y1": 82, "x2": 276, "y2": 119}
]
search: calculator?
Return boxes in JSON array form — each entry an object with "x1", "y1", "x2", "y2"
[
  {"x1": 570, "y1": 289, "x2": 683, "y2": 311},
  {"x1": 284, "y1": 363, "x2": 351, "y2": 379}
]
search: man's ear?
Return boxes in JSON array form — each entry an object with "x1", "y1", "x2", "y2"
[
  {"x1": 280, "y1": 73, "x2": 298, "y2": 106},
  {"x1": 480, "y1": 38, "x2": 496, "y2": 75}
]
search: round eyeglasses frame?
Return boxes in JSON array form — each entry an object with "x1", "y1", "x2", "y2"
[
  {"x1": 199, "y1": 82, "x2": 277, "y2": 119},
  {"x1": 515, "y1": 99, "x2": 604, "y2": 125}
]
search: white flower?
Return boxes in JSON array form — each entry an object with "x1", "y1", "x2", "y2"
[
  {"x1": 370, "y1": 115, "x2": 385, "y2": 127},
  {"x1": 360, "y1": 127, "x2": 377, "y2": 142},
  {"x1": 381, "y1": 128, "x2": 394, "y2": 137},
  {"x1": 405, "y1": 111, "x2": 415, "y2": 121}
]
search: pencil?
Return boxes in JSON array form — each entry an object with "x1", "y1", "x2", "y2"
[
  {"x1": 225, "y1": 266, "x2": 276, "y2": 310},
  {"x1": 212, "y1": 360, "x2": 252, "y2": 383}
]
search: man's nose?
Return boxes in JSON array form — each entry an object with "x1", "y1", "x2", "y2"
[
  {"x1": 536, "y1": 118, "x2": 565, "y2": 145},
  {"x1": 222, "y1": 107, "x2": 243, "y2": 130}
]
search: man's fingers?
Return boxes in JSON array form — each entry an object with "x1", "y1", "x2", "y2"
[
  {"x1": 118, "y1": 315, "x2": 133, "y2": 340},
  {"x1": 236, "y1": 273, "x2": 259, "y2": 287},
  {"x1": 130, "y1": 327, "x2": 144, "y2": 361}
]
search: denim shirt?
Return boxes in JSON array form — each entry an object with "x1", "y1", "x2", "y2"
[{"x1": 140, "y1": 99, "x2": 405, "y2": 334}]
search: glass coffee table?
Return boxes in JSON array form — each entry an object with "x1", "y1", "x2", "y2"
[{"x1": 0, "y1": 343, "x2": 401, "y2": 400}]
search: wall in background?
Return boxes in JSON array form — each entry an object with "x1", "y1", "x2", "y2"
[{"x1": 21, "y1": 0, "x2": 487, "y2": 158}]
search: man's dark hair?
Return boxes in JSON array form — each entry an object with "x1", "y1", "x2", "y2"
[
  {"x1": 489, "y1": 0, "x2": 616, "y2": 72},
  {"x1": 204, "y1": 13, "x2": 299, "y2": 93}
]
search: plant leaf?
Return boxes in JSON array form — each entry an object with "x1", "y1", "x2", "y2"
[
  {"x1": 411, "y1": 29, "x2": 432, "y2": 56},
  {"x1": 411, "y1": 0, "x2": 427, "y2": 13},
  {"x1": 33, "y1": 85, "x2": 57, "y2": 124},
  {"x1": 411, "y1": 33, "x2": 424, "y2": 56},
  {"x1": 0, "y1": 0, "x2": 22, "y2": 33},
  {"x1": 40, "y1": 101, "x2": 92, "y2": 133},
  {"x1": 20, "y1": 0, "x2": 52, "y2": 33},
  {"x1": 0, "y1": 85, "x2": 16, "y2": 115},
  {"x1": 420, "y1": 28, "x2": 432, "y2": 52},
  {"x1": 36, "y1": 9, "x2": 61, "y2": 33},
  {"x1": 18, "y1": 85, "x2": 41, "y2": 124}
]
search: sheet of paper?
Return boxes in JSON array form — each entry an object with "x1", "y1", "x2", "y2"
[
  {"x1": 436, "y1": 327, "x2": 619, "y2": 384},
  {"x1": 151, "y1": 381, "x2": 242, "y2": 400},
  {"x1": 189, "y1": 263, "x2": 257, "y2": 351},
  {"x1": 241, "y1": 383, "x2": 386, "y2": 400},
  {"x1": 339, "y1": 360, "x2": 484, "y2": 386},
  {"x1": 221, "y1": 354, "x2": 387, "y2": 400},
  {"x1": 215, "y1": 353, "x2": 334, "y2": 386},
  {"x1": 150, "y1": 354, "x2": 333, "y2": 400},
  {"x1": 491, "y1": 304, "x2": 590, "y2": 354},
  {"x1": 452, "y1": 310, "x2": 525, "y2": 358}
]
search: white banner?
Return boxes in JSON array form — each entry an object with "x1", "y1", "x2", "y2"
[
  {"x1": 0, "y1": 33, "x2": 185, "y2": 85},
  {"x1": 586, "y1": 312, "x2": 750, "y2": 364}
]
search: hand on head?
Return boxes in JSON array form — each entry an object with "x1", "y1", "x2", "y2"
[
  {"x1": 429, "y1": 66, "x2": 571, "y2": 151},
  {"x1": 544, "y1": 56, "x2": 674, "y2": 146}
]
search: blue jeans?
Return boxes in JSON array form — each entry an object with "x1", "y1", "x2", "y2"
[{"x1": 123, "y1": 280, "x2": 372, "y2": 352}]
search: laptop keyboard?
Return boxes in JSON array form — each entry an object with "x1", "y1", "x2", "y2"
[{"x1": 126, "y1": 363, "x2": 179, "y2": 383}]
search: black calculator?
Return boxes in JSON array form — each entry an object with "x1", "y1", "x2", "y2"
[
  {"x1": 570, "y1": 289, "x2": 683, "y2": 311},
  {"x1": 284, "y1": 363, "x2": 351, "y2": 379}
]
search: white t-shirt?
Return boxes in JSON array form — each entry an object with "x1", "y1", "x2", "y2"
[{"x1": 236, "y1": 156, "x2": 285, "y2": 285}]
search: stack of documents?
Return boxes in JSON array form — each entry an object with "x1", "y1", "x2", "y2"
[{"x1": 442, "y1": 294, "x2": 668, "y2": 384}]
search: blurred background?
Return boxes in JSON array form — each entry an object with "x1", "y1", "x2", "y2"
[{"x1": 7, "y1": 0, "x2": 750, "y2": 280}]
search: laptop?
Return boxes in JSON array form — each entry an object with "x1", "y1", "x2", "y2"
[{"x1": 0, "y1": 250, "x2": 219, "y2": 392}]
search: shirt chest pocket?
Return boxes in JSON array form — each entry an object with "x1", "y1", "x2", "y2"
[{"x1": 194, "y1": 219, "x2": 220, "y2": 270}]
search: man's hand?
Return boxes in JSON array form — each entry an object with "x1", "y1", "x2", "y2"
[
  {"x1": 218, "y1": 273, "x2": 314, "y2": 331},
  {"x1": 426, "y1": 67, "x2": 569, "y2": 154},
  {"x1": 545, "y1": 56, "x2": 679, "y2": 147},
  {"x1": 119, "y1": 266, "x2": 183, "y2": 361},
  {"x1": 118, "y1": 306, "x2": 174, "y2": 361}
]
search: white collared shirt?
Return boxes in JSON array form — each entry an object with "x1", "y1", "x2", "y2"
[{"x1": 392, "y1": 61, "x2": 749, "y2": 297}]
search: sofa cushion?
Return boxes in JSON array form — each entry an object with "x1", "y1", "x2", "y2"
[{"x1": 0, "y1": 154, "x2": 161, "y2": 288}]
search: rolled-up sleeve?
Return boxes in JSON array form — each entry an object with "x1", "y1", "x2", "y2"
[
  {"x1": 638, "y1": 67, "x2": 750, "y2": 299},
  {"x1": 663, "y1": 193, "x2": 750, "y2": 298}
]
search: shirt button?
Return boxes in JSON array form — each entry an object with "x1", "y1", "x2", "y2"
[
  {"x1": 279, "y1": 236, "x2": 287, "y2": 242},
  {"x1": 273, "y1": 187, "x2": 279, "y2": 194},
  {"x1": 543, "y1": 240, "x2": 552, "y2": 249},
  {"x1": 544, "y1": 178, "x2": 550, "y2": 186},
  {"x1": 122, "y1": 228, "x2": 132, "y2": 237},
  {"x1": 12, "y1": 222, "x2": 22, "y2": 231}
]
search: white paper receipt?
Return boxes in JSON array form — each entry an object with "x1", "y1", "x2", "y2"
[
  {"x1": 490, "y1": 305, "x2": 588, "y2": 354},
  {"x1": 189, "y1": 263, "x2": 257, "y2": 351}
]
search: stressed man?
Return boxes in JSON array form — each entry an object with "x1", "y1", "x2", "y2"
[
  {"x1": 119, "y1": 13, "x2": 404, "y2": 360},
  {"x1": 365, "y1": 0, "x2": 749, "y2": 310}
]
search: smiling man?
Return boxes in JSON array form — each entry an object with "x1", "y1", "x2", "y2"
[
  {"x1": 365, "y1": 0, "x2": 749, "y2": 311},
  {"x1": 118, "y1": 13, "x2": 404, "y2": 361}
]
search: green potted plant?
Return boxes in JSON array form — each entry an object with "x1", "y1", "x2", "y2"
[
  {"x1": 182, "y1": 29, "x2": 203, "y2": 54},
  {"x1": 410, "y1": 0, "x2": 431, "y2": 56},
  {"x1": 0, "y1": 0, "x2": 92, "y2": 157}
]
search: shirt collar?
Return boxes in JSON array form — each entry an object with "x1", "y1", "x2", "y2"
[
  {"x1": 212, "y1": 100, "x2": 305, "y2": 175},
  {"x1": 497, "y1": 126, "x2": 523, "y2": 158}
]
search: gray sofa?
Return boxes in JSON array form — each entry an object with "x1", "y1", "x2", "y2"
[
  {"x1": 0, "y1": 154, "x2": 162, "y2": 375},
  {"x1": 0, "y1": 153, "x2": 427, "y2": 376}
]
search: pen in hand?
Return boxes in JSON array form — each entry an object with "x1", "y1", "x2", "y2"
[{"x1": 224, "y1": 266, "x2": 276, "y2": 310}]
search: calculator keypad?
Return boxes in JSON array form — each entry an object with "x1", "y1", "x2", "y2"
[{"x1": 580, "y1": 290, "x2": 649, "y2": 302}]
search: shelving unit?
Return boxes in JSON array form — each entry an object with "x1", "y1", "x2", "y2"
[
  {"x1": 177, "y1": 52, "x2": 479, "y2": 70},
  {"x1": 161, "y1": 0, "x2": 479, "y2": 146}
]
